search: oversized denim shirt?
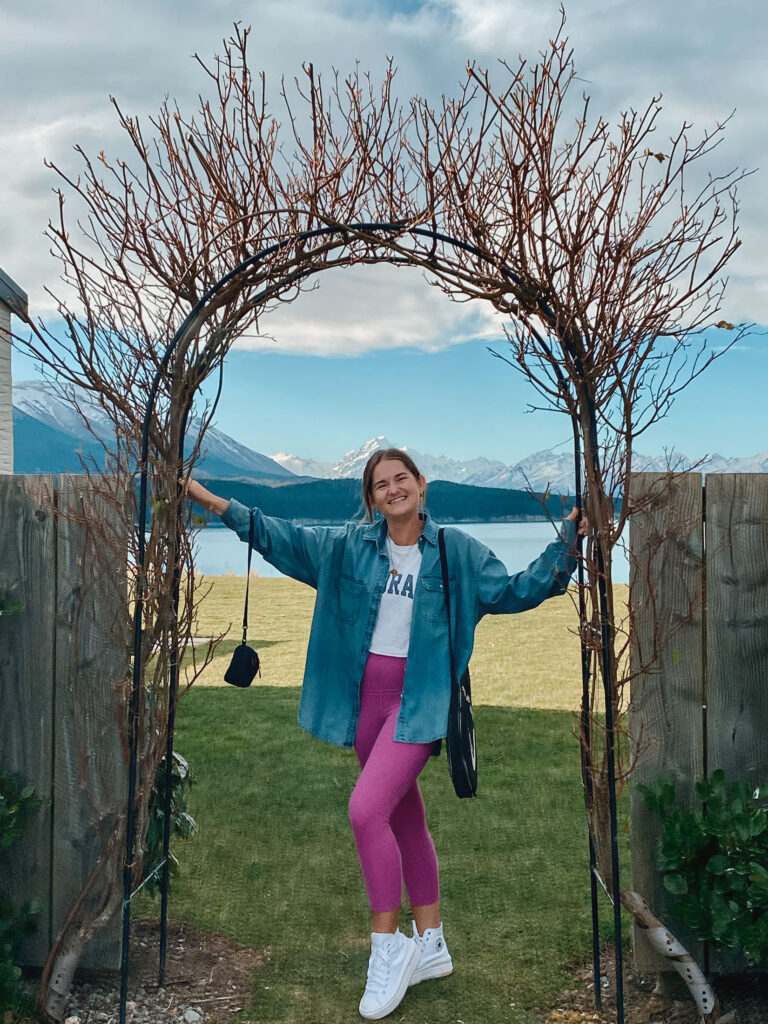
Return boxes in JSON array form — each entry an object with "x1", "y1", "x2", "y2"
[{"x1": 222, "y1": 499, "x2": 577, "y2": 747}]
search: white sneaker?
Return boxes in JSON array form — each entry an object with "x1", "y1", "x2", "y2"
[
  {"x1": 358, "y1": 929, "x2": 420, "y2": 1020},
  {"x1": 409, "y1": 921, "x2": 454, "y2": 985}
]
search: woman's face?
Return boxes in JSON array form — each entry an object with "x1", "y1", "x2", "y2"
[{"x1": 369, "y1": 459, "x2": 425, "y2": 524}]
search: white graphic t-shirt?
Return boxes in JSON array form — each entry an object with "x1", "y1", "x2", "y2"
[{"x1": 369, "y1": 541, "x2": 423, "y2": 657}]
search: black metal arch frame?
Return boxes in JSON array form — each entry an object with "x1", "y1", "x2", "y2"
[{"x1": 119, "y1": 222, "x2": 625, "y2": 1024}]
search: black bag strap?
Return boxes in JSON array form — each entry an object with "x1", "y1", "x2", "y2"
[
  {"x1": 241, "y1": 508, "x2": 255, "y2": 644},
  {"x1": 437, "y1": 528, "x2": 457, "y2": 679}
]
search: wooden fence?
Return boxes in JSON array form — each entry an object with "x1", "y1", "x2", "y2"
[
  {"x1": 629, "y1": 472, "x2": 768, "y2": 975},
  {"x1": 0, "y1": 475, "x2": 128, "y2": 968}
]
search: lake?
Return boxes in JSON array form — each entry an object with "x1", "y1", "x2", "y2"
[{"x1": 192, "y1": 521, "x2": 630, "y2": 584}]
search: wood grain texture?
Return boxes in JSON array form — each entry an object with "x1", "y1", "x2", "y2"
[
  {"x1": 52, "y1": 476, "x2": 128, "y2": 969},
  {"x1": 705, "y1": 474, "x2": 768, "y2": 780},
  {"x1": 628, "y1": 472, "x2": 704, "y2": 973},
  {"x1": 0, "y1": 475, "x2": 56, "y2": 962},
  {"x1": 0, "y1": 475, "x2": 128, "y2": 968},
  {"x1": 629, "y1": 472, "x2": 768, "y2": 978},
  {"x1": 705, "y1": 474, "x2": 768, "y2": 974}
]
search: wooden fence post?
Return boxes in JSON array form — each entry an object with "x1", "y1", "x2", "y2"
[
  {"x1": 629, "y1": 471, "x2": 768, "y2": 979},
  {"x1": 628, "y1": 471, "x2": 705, "y2": 974},
  {"x1": 0, "y1": 475, "x2": 57, "y2": 963},
  {"x1": 705, "y1": 473, "x2": 768, "y2": 973},
  {"x1": 0, "y1": 474, "x2": 128, "y2": 969}
]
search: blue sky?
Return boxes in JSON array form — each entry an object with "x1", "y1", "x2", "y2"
[
  {"x1": 207, "y1": 333, "x2": 766, "y2": 464},
  {"x1": 3, "y1": 1, "x2": 767, "y2": 464},
  {"x1": 13, "y1": 322, "x2": 764, "y2": 464}
]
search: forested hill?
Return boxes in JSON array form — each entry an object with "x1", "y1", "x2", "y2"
[{"x1": 195, "y1": 476, "x2": 572, "y2": 524}]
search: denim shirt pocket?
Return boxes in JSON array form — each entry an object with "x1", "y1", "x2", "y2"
[
  {"x1": 417, "y1": 574, "x2": 452, "y2": 628},
  {"x1": 337, "y1": 572, "x2": 368, "y2": 624}
]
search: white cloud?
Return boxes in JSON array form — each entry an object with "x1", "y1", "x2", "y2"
[
  {"x1": 1, "y1": 0, "x2": 765, "y2": 334},
  {"x1": 232, "y1": 263, "x2": 503, "y2": 355},
  {"x1": 430, "y1": 0, "x2": 553, "y2": 51}
]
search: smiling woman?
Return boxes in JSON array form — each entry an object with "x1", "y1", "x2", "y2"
[
  {"x1": 363, "y1": 449, "x2": 427, "y2": 544},
  {"x1": 182, "y1": 446, "x2": 582, "y2": 1020}
]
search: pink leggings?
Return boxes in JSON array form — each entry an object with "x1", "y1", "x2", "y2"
[{"x1": 349, "y1": 653, "x2": 440, "y2": 913}]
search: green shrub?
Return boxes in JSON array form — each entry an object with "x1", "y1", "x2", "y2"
[
  {"x1": 0, "y1": 771, "x2": 45, "y2": 1009},
  {"x1": 0, "y1": 578, "x2": 24, "y2": 618},
  {"x1": 142, "y1": 752, "x2": 198, "y2": 896},
  {"x1": 639, "y1": 768, "x2": 768, "y2": 964}
]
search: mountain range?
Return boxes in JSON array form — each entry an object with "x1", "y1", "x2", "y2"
[
  {"x1": 12, "y1": 381, "x2": 295, "y2": 480},
  {"x1": 270, "y1": 436, "x2": 768, "y2": 493},
  {"x1": 11, "y1": 381, "x2": 768, "y2": 491}
]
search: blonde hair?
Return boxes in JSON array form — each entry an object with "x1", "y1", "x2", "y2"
[{"x1": 362, "y1": 448, "x2": 426, "y2": 522}]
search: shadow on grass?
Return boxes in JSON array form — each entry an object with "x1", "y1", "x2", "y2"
[
  {"x1": 199, "y1": 636, "x2": 287, "y2": 657},
  {"x1": 180, "y1": 637, "x2": 288, "y2": 672},
  {"x1": 165, "y1": 686, "x2": 624, "y2": 1024}
]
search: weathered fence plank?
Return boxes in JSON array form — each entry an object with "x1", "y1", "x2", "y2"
[
  {"x1": 0, "y1": 475, "x2": 127, "y2": 969},
  {"x1": 0, "y1": 475, "x2": 57, "y2": 962},
  {"x1": 53, "y1": 476, "x2": 127, "y2": 969},
  {"x1": 706, "y1": 474, "x2": 768, "y2": 781},
  {"x1": 705, "y1": 474, "x2": 768, "y2": 974},
  {"x1": 628, "y1": 471, "x2": 705, "y2": 974}
]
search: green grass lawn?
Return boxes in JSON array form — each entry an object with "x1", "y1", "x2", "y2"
[{"x1": 161, "y1": 577, "x2": 630, "y2": 1023}]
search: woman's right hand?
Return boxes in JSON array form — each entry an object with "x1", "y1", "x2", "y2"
[{"x1": 566, "y1": 506, "x2": 589, "y2": 537}]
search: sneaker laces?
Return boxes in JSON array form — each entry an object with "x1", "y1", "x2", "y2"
[{"x1": 365, "y1": 943, "x2": 394, "y2": 994}]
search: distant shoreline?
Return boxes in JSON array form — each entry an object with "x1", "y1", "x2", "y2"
[
  {"x1": 199, "y1": 515, "x2": 558, "y2": 527},
  {"x1": 195, "y1": 476, "x2": 573, "y2": 526}
]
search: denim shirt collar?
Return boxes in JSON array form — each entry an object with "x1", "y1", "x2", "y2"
[{"x1": 362, "y1": 511, "x2": 438, "y2": 549}]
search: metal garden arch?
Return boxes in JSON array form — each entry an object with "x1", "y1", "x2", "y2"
[{"x1": 121, "y1": 221, "x2": 624, "y2": 1024}]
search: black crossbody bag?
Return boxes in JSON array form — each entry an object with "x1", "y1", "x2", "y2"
[
  {"x1": 438, "y1": 528, "x2": 477, "y2": 798},
  {"x1": 224, "y1": 508, "x2": 261, "y2": 687}
]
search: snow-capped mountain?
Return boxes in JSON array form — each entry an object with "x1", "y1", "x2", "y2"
[
  {"x1": 478, "y1": 449, "x2": 577, "y2": 492},
  {"x1": 272, "y1": 436, "x2": 768, "y2": 493},
  {"x1": 271, "y1": 436, "x2": 511, "y2": 485},
  {"x1": 12, "y1": 380, "x2": 295, "y2": 480},
  {"x1": 13, "y1": 381, "x2": 766, "y2": 489},
  {"x1": 13, "y1": 379, "x2": 115, "y2": 442},
  {"x1": 270, "y1": 451, "x2": 336, "y2": 478},
  {"x1": 691, "y1": 452, "x2": 768, "y2": 474},
  {"x1": 272, "y1": 437, "x2": 579, "y2": 491},
  {"x1": 184, "y1": 421, "x2": 296, "y2": 479}
]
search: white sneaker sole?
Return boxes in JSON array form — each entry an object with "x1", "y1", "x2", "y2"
[
  {"x1": 409, "y1": 954, "x2": 454, "y2": 986},
  {"x1": 359, "y1": 940, "x2": 421, "y2": 1020}
]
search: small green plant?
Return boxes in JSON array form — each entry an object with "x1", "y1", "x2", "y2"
[
  {"x1": 0, "y1": 578, "x2": 24, "y2": 618},
  {"x1": 0, "y1": 771, "x2": 45, "y2": 1010},
  {"x1": 639, "y1": 768, "x2": 768, "y2": 964},
  {"x1": 142, "y1": 752, "x2": 198, "y2": 896},
  {"x1": 0, "y1": 772, "x2": 45, "y2": 850},
  {"x1": 0, "y1": 899, "x2": 39, "y2": 1008}
]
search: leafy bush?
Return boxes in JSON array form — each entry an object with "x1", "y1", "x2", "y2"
[
  {"x1": 0, "y1": 772, "x2": 46, "y2": 852},
  {"x1": 639, "y1": 768, "x2": 768, "y2": 964},
  {"x1": 142, "y1": 752, "x2": 198, "y2": 897},
  {"x1": 0, "y1": 576, "x2": 24, "y2": 619},
  {"x1": 0, "y1": 899, "x2": 39, "y2": 1007},
  {"x1": 0, "y1": 771, "x2": 45, "y2": 1009}
]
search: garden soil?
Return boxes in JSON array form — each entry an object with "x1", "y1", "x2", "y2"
[
  {"x1": 534, "y1": 942, "x2": 767, "y2": 1024},
  {"x1": 17, "y1": 924, "x2": 767, "y2": 1023}
]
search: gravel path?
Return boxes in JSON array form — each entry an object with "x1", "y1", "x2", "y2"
[{"x1": 60, "y1": 919, "x2": 265, "y2": 1024}]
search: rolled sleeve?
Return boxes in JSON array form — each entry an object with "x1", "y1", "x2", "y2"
[
  {"x1": 478, "y1": 518, "x2": 578, "y2": 615},
  {"x1": 220, "y1": 498, "x2": 329, "y2": 588}
]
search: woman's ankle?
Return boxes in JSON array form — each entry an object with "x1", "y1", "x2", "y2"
[
  {"x1": 411, "y1": 901, "x2": 441, "y2": 934},
  {"x1": 371, "y1": 907, "x2": 401, "y2": 934}
]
